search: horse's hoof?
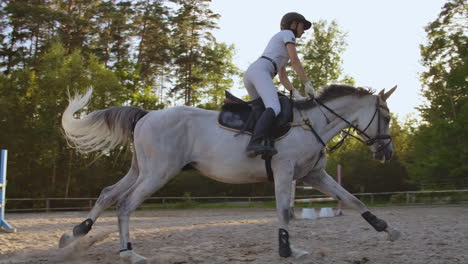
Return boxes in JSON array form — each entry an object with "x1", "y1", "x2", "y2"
[
  {"x1": 59, "y1": 232, "x2": 74, "y2": 248},
  {"x1": 385, "y1": 226, "x2": 401, "y2": 241},
  {"x1": 0, "y1": 226, "x2": 16, "y2": 233},
  {"x1": 120, "y1": 250, "x2": 148, "y2": 264},
  {"x1": 279, "y1": 248, "x2": 292, "y2": 258},
  {"x1": 291, "y1": 246, "x2": 309, "y2": 259}
]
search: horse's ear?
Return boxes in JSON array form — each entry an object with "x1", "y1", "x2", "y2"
[
  {"x1": 378, "y1": 89, "x2": 386, "y2": 97},
  {"x1": 382, "y1": 85, "x2": 397, "y2": 101}
]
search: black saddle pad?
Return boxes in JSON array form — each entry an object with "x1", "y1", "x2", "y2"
[{"x1": 218, "y1": 91, "x2": 293, "y2": 140}]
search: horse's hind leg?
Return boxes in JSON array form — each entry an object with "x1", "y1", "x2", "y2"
[
  {"x1": 301, "y1": 169, "x2": 401, "y2": 241},
  {"x1": 89, "y1": 154, "x2": 140, "y2": 221},
  {"x1": 117, "y1": 156, "x2": 182, "y2": 264},
  {"x1": 59, "y1": 153, "x2": 139, "y2": 248}
]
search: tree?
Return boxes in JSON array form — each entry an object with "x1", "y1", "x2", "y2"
[
  {"x1": 197, "y1": 42, "x2": 239, "y2": 109},
  {"x1": 170, "y1": 0, "x2": 219, "y2": 106},
  {"x1": 419, "y1": 0, "x2": 466, "y2": 122},
  {"x1": 0, "y1": 0, "x2": 58, "y2": 73},
  {"x1": 89, "y1": 1, "x2": 134, "y2": 67},
  {"x1": 289, "y1": 20, "x2": 355, "y2": 94},
  {"x1": 409, "y1": 0, "x2": 467, "y2": 189},
  {"x1": 132, "y1": 0, "x2": 171, "y2": 92}
]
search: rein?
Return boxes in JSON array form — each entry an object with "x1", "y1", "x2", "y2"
[{"x1": 294, "y1": 97, "x2": 392, "y2": 154}]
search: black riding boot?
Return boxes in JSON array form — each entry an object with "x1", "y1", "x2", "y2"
[{"x1": 246, "y1": 108, "x2": 278, "y2": 158}]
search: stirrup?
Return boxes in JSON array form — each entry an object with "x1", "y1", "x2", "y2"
[
  {"x1": 246, "y1": 145, "x2": 263, "y2": 158},
  {"x1": 246, "y1": 144, "x2": 277, "y2": 158}
]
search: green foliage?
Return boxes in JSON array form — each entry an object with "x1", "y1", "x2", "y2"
[
  {"x1": 408, "y1": 0, "x2": 468, "y2": 189},
  {"x1": 290, "y1": 20, "x2": 355, "y2": 93},
  {"x1": 0, "y1": 41, "x2": 130, "y2": 198},
  {"x1": 325, "y1": 114, "x2": 415, "y2": 193},
  {"x1": 0, "y1": 0, "x2": 242, "y2": 199},
  {"x1": 197, "y1": 42, "x2": 240, "y2": 109},
  {"x1": 389, "y1": 193, "x2": 407, "y2": 204},
  {"x1": 170, "y1": 0, "x2": 231, "y2": 106}
]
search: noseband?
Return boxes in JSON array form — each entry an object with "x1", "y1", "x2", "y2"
[{"x1": 311, "y1": 97, "x2": 392, "y2": 154}]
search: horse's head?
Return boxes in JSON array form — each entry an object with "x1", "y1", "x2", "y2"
[{"x1": 355, "y1": 86, "x2": 397, "y2": 163}]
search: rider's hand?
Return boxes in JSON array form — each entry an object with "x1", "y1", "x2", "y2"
[
  {"x1": 292, "y1": 89, "x2": 307, "y2": 100},
  {"x1": 304, "y1": 80, "x2": 316, "y2": 98}
]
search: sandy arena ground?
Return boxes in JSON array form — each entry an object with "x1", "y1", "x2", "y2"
[{"x1": 0, "y1": 205, "x2": 467, "y2": 264}]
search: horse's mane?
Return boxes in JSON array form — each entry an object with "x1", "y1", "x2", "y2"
[{"x1": 294, "y1": 84, "x2": 375, "y2": 109}]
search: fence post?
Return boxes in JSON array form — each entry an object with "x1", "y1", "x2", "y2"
[
  {"x1": 46, "y1": 198, "x2": 50, "y2": 213},
  {"x1": 335, "y1": 165, "x2": 343, "y2": 216},
  {"x1": 371, "y1": 194, "x2": 374, "y2": 205}
]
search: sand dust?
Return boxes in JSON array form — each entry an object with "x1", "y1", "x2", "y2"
[{"x1": 0, "y1": 205, "x2": 467, "y2": 264}]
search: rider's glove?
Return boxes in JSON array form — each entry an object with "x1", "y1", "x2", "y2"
[
  {"x1": 292, "y1": 89, "x2": 307, "y2": 100},
  {"x1": 304, "y1": 80, "x2": 316, "y2": 98}
]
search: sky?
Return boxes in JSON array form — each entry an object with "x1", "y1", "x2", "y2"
[{"x1": 209, "y1": 0, "x2": 447, "y2": 120}]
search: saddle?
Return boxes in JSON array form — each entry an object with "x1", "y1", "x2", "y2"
[{"x1": 218, "y1": 91, "x2": 293, "y2": 140}]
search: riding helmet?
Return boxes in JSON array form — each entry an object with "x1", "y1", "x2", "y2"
[{"x1": 280, "y1": 12, "x2": 312, "y2": 30}]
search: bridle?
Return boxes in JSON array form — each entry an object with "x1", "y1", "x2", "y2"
[{"x1": 302, "y1": 96, "x2": 392, "y2": 154}]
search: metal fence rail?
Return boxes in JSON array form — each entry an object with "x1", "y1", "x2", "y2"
[{"x1": 4, "y1": 189, "x2": 468, "y2": 212}]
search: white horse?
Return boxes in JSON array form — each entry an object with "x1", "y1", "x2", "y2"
[{"x1": 60, "y1": 84, "x2": 400, "y2": 263}]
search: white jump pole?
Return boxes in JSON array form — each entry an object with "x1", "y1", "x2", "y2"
[
  {"x1": 1, "y1": 149, "x2": 16, "y2": 232},
  {"x1": 295, "y1": 186, "x2": 315, "y2": 190},
  {"x1": 295, "y1": 197, "x2": 336, "y2": 203}
]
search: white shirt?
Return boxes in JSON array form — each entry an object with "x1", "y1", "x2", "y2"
[{"x1": 261, "y1": 30, "x2": 296, "y2": 70}]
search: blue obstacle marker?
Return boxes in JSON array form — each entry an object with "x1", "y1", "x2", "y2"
[{"x1": 1, "y1": 149, "x2": 16, "y2": 232}]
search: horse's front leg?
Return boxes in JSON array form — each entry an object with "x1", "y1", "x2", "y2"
[
  {"x1": 301, "y1": 169, "x2": 401, "y2": 241},
  {"x1": 273, "y1": 160, "x2": 308, "y2": 258}
]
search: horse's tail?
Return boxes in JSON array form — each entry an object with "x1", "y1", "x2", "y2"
[{"x1": 62, "y1": 88, "x2": 149, "y2": 153}]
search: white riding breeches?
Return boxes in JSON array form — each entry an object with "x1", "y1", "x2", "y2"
[{"x1": 243, "y1": 58, "x2": 281, "y2": 116}]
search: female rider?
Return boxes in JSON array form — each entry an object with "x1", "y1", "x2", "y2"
[{"x1": 244, "y1": 12, "x2": 316, "y2": 157}]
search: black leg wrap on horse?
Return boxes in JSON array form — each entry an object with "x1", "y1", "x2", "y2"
[
  {"x1": 73, "y1": 218, "x2": 94, "y2": 237},
  {"x1": 120, "y1": 242, "x2": 133, "y2": 252},
  {"x1": 278, "y1": 228, "x2": 292, "y2": 257},
  {"x1": 362, "y1": 211, "x2": 387, "y2": 232}
]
